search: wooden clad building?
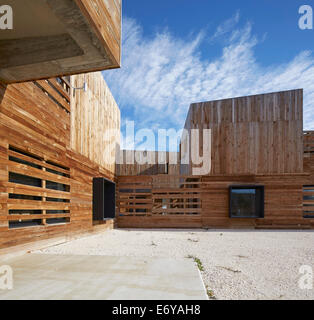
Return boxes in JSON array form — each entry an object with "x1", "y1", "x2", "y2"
[
  {"x1": 0, "y1": 72, "x2": 120, "y2": 250},
  {"x1": 116, "y1": 90, "x2": 314, "y2": 230}
]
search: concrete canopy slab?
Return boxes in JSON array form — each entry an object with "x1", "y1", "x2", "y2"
[
  {"x1": 0, "y1": 254, "x2": 208, "y2": 300},
  {"x1": 0, "y1": 0, "x2": 121, "y2": 83}
]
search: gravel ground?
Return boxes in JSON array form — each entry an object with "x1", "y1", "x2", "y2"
[{"x1": 36, "y1": 229, "x2": 314, "y2": 300}]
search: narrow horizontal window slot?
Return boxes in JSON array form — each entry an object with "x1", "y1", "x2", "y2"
[
  {"x1": 46, "y1": 218, "x2": 70, "y2": 225},
  {"x1": 46, "y1": 160, "x2": 69, "y2": 172},
  {"x1": 9, "y1": 194, "x2": 42, "y2": 201},
  {"x1": 46, "y1": 197, "x2": 70, "y2": 203},
  {"x1": 9, "y1": 219, "x2": 42, "y2": 229},
  {"x1": 9, "y1": 172, "x2": 42, "y2": 188},
  {"x1": 46, "y1": 167, "x2": 70, "y2": 178},
  {"x1": 46, "y1": 180, "x2": 70, "y2": 192},
  {"x1": 9, "y1": 156, "x2": 42, "y2": 169},
  {"x1": 46, "y1": 210, "x2": 70, "y2": 214},
  {"x1": 9, "y1": 210, "x2": 42, "y2": 215},
  {"x1": 9, "y1": 146, "x2": 42, "y2": 161}
]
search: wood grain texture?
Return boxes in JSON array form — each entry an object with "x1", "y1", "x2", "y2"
[
  {"x1": 0, "y1": 75, "x2": 118, "y2": 249},
  {"x1": 116, "y1": 151, "x2": 180, "y2": 176},
  {"x1": 116, "y1": 174, "x2": 313, "y2": 229},
  {"x1": 70, "y1": 72, "x2": 120, "y2": 175},
  {"x1": 181, "y1": 89, "x2": 304, "y2": 175}
]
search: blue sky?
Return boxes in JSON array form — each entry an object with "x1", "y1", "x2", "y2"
[{"x1": 103, "y1": 0, "x2": 314, "y2": 150}]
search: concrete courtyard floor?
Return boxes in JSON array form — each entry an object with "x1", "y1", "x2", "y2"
[
  {"x1": 0, "y1": 253, "x2": 208, "y2": 300},
  {"x1": 35, "y1": 229, "x2": 314, "y2": 300}
]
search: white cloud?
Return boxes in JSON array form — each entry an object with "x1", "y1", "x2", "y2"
[
  {"x1": 103, "y1": 15, "x2": 314, "y2": 145},
  {"x1": 211, "y1": 10, "x2": 240, "y2": 40}
]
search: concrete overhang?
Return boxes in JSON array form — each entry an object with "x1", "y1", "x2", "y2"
[{"x1": 0, "y1": 0, "x2": 121, "y2": 83}]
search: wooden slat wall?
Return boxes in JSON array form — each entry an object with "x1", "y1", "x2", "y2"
[
  {"x1": 201, "y1": 174, "x2": 311, "y2": 229},
  {"x1": 117, "y1": 175, "x2": 203, "y2": 228},
  {"x1": 71, "y1": 72, "x2": 120, "y2": 176},
  {"x1": 181, "y1": 89, "x2": 304, "y2": 175},
  {"x1": 304, "y1": 131, "x2": 314, "y2": 155},
  {"x1": 116, "y1": 174, "x2": 313, "y2": 229},
  {"x1": 0, "y1": 74, "x2": 118, "y2": 249}
]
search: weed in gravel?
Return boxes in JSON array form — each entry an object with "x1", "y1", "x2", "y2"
[
  {"x1": 206, "y1": 286, "x2": 217, "y2": 300},
  {"x1": 186, "y1": 255, "x2": 204, "y2": 272}
]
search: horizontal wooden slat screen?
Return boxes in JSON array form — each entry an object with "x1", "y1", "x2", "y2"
[
  {"x1": 117, "y1": 175, "x2": 202, "y2": 217},
  {"x1": 303, "y1": 185, "x2": 314, "y2": 218},
  {"x1": 7, "y1": 146, "x2": 71, "y2": 229},
  {"x1": 304, "y1": 131, "x2": 314, "y2": 155},
  {"x1": 117, "y1": 174, "x2": 313, "y2": 229},
  {"x1": 34, "y1": 77, "x2": 70, "y2": 113}
]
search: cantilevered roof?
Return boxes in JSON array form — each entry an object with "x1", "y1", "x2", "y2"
[{"x1": 0, "y1": 0, "x2": 121, "y2": 83}]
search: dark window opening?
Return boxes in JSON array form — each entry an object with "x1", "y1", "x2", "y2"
[
  {"x1": 9, "y1": 210, "x2": 42, "y2": 215},
  {"x1": 9, "y1": 194, "x2": 42, "y2": 201},
  {"x1": 93, "y1": 178, "x2": 116, "y2": 221},
  {"x1": 119, "y1": 189, "x2": 133, "y2": 193},
  {"x1": 9, "y1": 172, "x2": 42, "y2": 188},
  {"x1": 46, "y1": 210, "x2": 70, "y2": 214},
  {"x1": 9, "y1": 219, "x2": 42, "y2": 229},
  {"x1": 46, "y1": 180, "x2": 70, "y2": 192},
  {"x1": 9, "y1": 156, "x2": 42, "y2": 169},
  {"x1": 46, "y1": 218, "x2": 69, "y2": 225},
  {"x1": 46, "y1": 160, "x2": 69, "y2": 171},
  {"x1": 9, "y1": 146, "x2": 42, "y2": 161},
  {"x1": 46, "y1": 167, "x2": 70, "y2": 178},
  {"x1": 46, "y1": 197, "x2": 70, "y2": 203},
  {"x1": 229, "y1": 186, "x2": 264, "y2": 218}
]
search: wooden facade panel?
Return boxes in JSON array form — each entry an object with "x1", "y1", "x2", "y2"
[
  {"x1": 116, "y1": 151, "x2": 180, "y2": 176},
  {"x1": 70, "y1": 72, "x2": 120, "y2": 176},
  {"x1": 182, "y1": 90, "x2": 304, "y2": 175},
  {"x1": 116, "y1": 174, "x2": 312, "y2": 229},
  {"x1": 0, "y1": 74, "x2": 118, "y2": 249}
]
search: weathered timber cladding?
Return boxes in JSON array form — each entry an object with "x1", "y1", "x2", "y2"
[
  {"x1": 116, "y1": 151, "x2": 180, "y2": 176},
  {"x1": 181, "y1": 89, "x2": 304, "y2": 175},
  {"x1": 0, "y1": 73, "x2": 119, "y2": 249},
  {"x1": 71, "y1": 73, "x2": 120, "y2": 175},
  {"x1": 116, "y1": 174, "x2": 314, "y2": 229}
]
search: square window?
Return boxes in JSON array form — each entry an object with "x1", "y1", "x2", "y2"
[{"x1": 229, "y1": 186, "x2": 264, "y2": 218}]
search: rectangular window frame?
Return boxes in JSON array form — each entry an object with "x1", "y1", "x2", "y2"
[{"x1": 229, "y1": 185, "x2": 265, "y2": 219}]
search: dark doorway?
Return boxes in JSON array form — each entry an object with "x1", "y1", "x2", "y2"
[{"x1": 93, "y1": 178, "x2": 116, "y2": 221}]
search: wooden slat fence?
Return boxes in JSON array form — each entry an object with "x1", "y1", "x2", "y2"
[
  {"x1": 6, "y1": 146, "x2": 71, "y2": 228},
  {"x1": 303, "y1": 185, "x2": 314, "y2": 218},
  {"x1": 304, "y1": 131, "x2": 314, "y2": 155},
  {"x1": 117, "y1": 175, "x2": 202, "y2": 217}
]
